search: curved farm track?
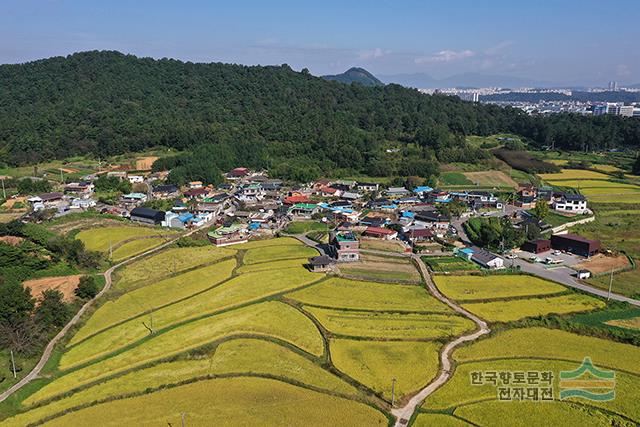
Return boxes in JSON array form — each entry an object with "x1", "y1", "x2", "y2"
[
  {"x1": 390, "y1": 256, "x2": 490, "y2": 425},
  {"x1": 0, "y1": 226, "x2": 204, "y2": 403}
]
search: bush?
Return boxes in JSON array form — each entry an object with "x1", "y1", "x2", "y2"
[{"x1": 75, "y1": 275, "x2": 100, "y2": 300}]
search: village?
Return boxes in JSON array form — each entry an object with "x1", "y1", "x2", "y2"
[{"x1": 12, "y1": 161, "x2": 614, "y2": 287}]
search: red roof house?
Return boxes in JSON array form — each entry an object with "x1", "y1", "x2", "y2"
[{"x1": 363, "y1": 226, "x2": 398, "y2": 240}]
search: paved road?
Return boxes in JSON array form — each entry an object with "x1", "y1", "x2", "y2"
[
  {"x1": 0, "y1": 225, "x2": 204, "y2": 403},
  {"x1": 391, "y1": 256, "x2": 491, "y2": 425},
  {"x1": 451, "y1": 215, "x2": 640, "y2": 307}
]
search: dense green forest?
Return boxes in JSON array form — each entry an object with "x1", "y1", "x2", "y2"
[{"x1": 1, "y1": 51, "x2": 640, "y2": 182}]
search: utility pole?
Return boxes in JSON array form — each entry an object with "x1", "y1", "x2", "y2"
[
  {"x1": 607, "y1": 266, "x2": 614, "y2": 301},
  {"x1": 60, "y1": 168, "x2": 64, "y2": 184},
  {"x1": 10, "y1": 350, "x2": 17, "y2": 379},
  {"x1": 181, "y1": 412, "x2": 186, "y2": 427},
  {"x1": 1, "y1": 177, "x2": 6, "y2": 200},
  {"x1": 391, "y1": 377, "x2": 396, "y2": 408},
  {"x1": 109, "y1": 240, "x2": 113, "y2": 260}
]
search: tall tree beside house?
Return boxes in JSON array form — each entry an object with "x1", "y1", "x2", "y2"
[{"x1": 533, "y1": 200, "x2": 550, "y2": 221}]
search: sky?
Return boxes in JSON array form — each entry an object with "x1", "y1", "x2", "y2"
[{"x1": 1, "y1": 0, "x2": 639, "y2": 86}]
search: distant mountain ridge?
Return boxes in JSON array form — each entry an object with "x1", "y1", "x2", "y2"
[{"x1": 322, "y1": 67, "x2": 384, "y2": 86}]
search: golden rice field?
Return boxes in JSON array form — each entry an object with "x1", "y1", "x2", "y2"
[
  {"x1": 61, "y1": 268, "x2": 320, "y2": 369},
  {"x1": 243, "y1": 244, "x2": 319, "y2": 264},
  {"x1": 69, "y1": 259, "x2": 237, "y2": 345},
  {"x1": 113, "y1": 245, "x2": 236, "y2": 291},
  {"x1": 27, "y1": 301, "x2": 325, "y2": 405},
  {"x1": 109, "y1": 237, "x2": 168, "y2": 261},
  {"x1": 434, "y1": 275, "x2": 566, "y2": 301},
  {"x1": 330, "y1": 339, "x2": 440, "y2": 400},
  {"x1": 235, "y1": 236, "x2": 303, "y2": 249},
  {"x1": 4, "y1": 339, "x2": 358, "y2": 427},
  {"x1": 417, "y1": 327, "x2": 640, "y2": 426},
  {"x1": 38, "y1": 377, "x2": 389, "y2": 427},
  {"x1": 305, "y1": 306, "x2": 474, "y2": 339},
  {"x1": 75, "y1": 226, "x2": 170, "y2": 252},
  {"x1": 412, "y1": 413, "x2": 472, "y2": 427},
  {"x1": 236, "y1": 257, "x2": 308, "y2": 273},
  {"x1": 462, "y1": 293, "x2": 604, "y2": 322},
  {"x1": 544, "y1": 179, "x2": 640, "y2": 189},
  {"x1": 287, "y1": 277, "x2": 449, "y2": 312}
]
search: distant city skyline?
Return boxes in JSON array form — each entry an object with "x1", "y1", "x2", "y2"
[{"x1": 1, "y1": 0, "x2": 639, "y2": 86}]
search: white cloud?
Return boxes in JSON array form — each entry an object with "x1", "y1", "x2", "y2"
[
  {"x1": 358, "y1": 47, "x2": 386, "y2": 60},
  {"x1": 414, "y1": 49, "x2": 475, "y2": 64}
]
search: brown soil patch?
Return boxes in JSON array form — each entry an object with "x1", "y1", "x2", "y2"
[
  {"x1": 605, "y1": 317, "x2": 640, "y2": 331},
  {"x1": 1, "y1": 196, "x2": 27, "y2": 209},
  {"x1": 136, "y1": 156, "x2": 159, "y2": 171},
  {"x1": 59, "y1": 167, "x2": 79, "y2": 173},
  {"x1": 23, "y1": 275, "x2": 82, "y2": 302},
  {"x1": 49, "y1": 218, "x2": 125, "y2": 235},
  {"x1": 574, "y1": 254, "x2": 631, "y2": 275},
  {"x1": 0, "y1": 236, "x2": 25, "y2": 246}
]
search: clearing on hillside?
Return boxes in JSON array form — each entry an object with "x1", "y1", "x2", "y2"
[
  {"x1": 22, "y1": 275, "x2": 82, "y2": 302},
  {"x1": 462, "y1": 171, "x2": 518, "y2": 189},
  {"x1": 134, "y1": 156, "x2": 158, "y2": 170},
  {"x1": 573, "y1": 253, "x2": 631, "y2": 275}
]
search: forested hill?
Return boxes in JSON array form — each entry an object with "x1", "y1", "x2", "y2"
[
  {"x1": 1, "y1": 51, "x2": 639, "y2": 181},
  {"x1": 322, "y1": 67, "x2": 384, "y2": 86}
]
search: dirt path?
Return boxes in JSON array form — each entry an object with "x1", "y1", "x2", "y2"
[
  {"x1": 0, "y1": 225, "x2": 206, "y2": 403},
  {"x1": 390, "y1": 256, "x2": 491, "y2": 425}
]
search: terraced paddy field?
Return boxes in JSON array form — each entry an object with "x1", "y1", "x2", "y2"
[
  {"x1": 75, "y1": 225, "x2": 173, "y2": 253},
  {"x1": 417, "y1": 327, "x2": 640, "y2": 426},
  {"x1": 5, "y1": 236, "x2": 456, "y2": 425},
  {"x1": 434, "y1": 274, "x2": 604, "y2": 322}
]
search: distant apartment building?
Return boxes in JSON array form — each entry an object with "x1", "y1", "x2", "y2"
[{"x1": 619, "y1": 105, "x2": 635, "y2": 117}]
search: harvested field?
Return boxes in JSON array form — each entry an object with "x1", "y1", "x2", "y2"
[
  {"x1": 1, "y1": 196, "x2": 27, "y2": 210},
  {"x1": 462, "y1": 171, "x2": 518, "y2": 189},
  {"x1": 359, "y1": 238, "x2": 408, "y2": 253},
  {"x1": 605, "y1": 316, "x2": 640, "y2": 331},
  {"x1": 338, "y1": 256, "x2": 421, "y2": 283},
  {"x1": 0, "y1": 212, "x2": 23, "y2": 223},
  {"x1": 574, "y1": 253, "x2": 630, "y2": 275},
  {"x1": 23, "y1": 275, "x2": 82, "y2": 302},
  {"x1": 135, "y1": 156, "x2": 158, "y2": 171}
]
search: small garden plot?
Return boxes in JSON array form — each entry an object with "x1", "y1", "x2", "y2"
[
  {"x1": 462, "y1": 293, "x2": 604, "y2": 322},
  {"x1": 9, "y1": 339, "x2": 357, "y2": 426},
  {"x1": 338, "y1": 255, "x2": 421, "y2": 283},
  {"x1": 330, "y1": 339, "x2": 440, "y2": 401},
  {"x1": 283, "y1": 221, "x2": 327, "y2": 234},
  {"x1": 76, "y1": 226, "x2": 169, "y2": 252},
  {"x1": 574, "y1": 253, "x2": 630, "y2": 275},
  {"x1": 359, "y1": 238, "x2": 407, "y2": 253},
  {"x1": 63, "y1": 267, "x2": 319, "y2": 368},
  {"x1": 434, "y1": 275, "x2": 566, "y2": 301},
  {"x1": 114, "y1": 245, "x2": 236, "y2": 291},
  {"x1": 454, "y1": 327, "x2": 640, "y2": 375},
  {"x1": 243, "y1": 244, "x2": 318, "y2": 264},
  {"x1": 287, "y1": 277, "x2": 450, "y2": 312},
  {"x1": 28, "y1": 301, "x2": 325, "y2": 405},
  {"x1": 423, "y1": 256, "x2": 479, "y2": 273},
  {"x1": 39, "y1": 377, "x2": 387, "y2": 427},
  {"x1": 23, "y1": 274, "x2": 82, "y2": 303},
  {"x1": 70, "y1": 259, "x2": 236, "y2": 345},
  {"x1": 462, "y1": 171, "x2": 518, "y2": 189},
  {"x1": 305, "y1": 306, "x2": 474, "y2": 339},
  {"x1": 110, "y1": 237, "x2": 167, "y2": 262}
]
